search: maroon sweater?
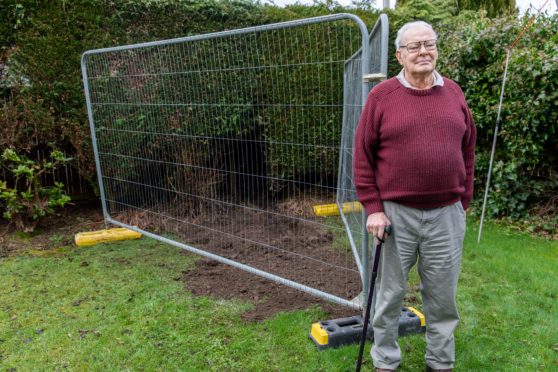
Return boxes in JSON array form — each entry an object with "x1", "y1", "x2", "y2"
[{"x1": 353, "y1": 76, "x2": 476, "y2": 215}]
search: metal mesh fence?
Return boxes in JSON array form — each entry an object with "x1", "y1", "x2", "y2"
[
  {"x1": 82, "y1": 14, "x2": 386, "y2": 309},
  {"x1": 337, "y1": 14, "x2": 389, "y2": 298},
  {"x1": 82, "y1": 15, "x2": 376, "y2": 306}
]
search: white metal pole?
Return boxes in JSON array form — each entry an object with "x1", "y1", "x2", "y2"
[{"x1": 478, "y1": 49, "x2": 511, "y2": 243}]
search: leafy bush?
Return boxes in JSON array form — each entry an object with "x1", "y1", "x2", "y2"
[
  {"x1": 0, "y1": 149, "x2": 71, "y2": 232},
  {"x1": 396, "y1": 0, "x2": 516, "y2": 18},
  {"x1": 457, "y1": 0, "x2": 516, "y2": 17},
  {"x1": 438, "y1": 12, "x2": 558, "y2": 219},
  {"x1": 1, "y1": 0, "x2": 270, "y2": 183}
]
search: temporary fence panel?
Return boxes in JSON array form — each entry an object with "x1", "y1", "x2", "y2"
[
  {"x1": 82, "y1": 14, "x2": 386, "y2": 309},
  {"x1": 337, "y1": 14, "x2": 389, "y2": 300}
]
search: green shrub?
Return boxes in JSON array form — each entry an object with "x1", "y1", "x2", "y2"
[
  {"x1": 438, "y1": 12, "x2": 558, "y2": 219},
  {"x1": 457, "y1": 0, "x2": 516, "y2": 17},
  {"x1": 0, "y1": 149, "x2": 71, "y2": 232},
  {"x1": 396, "y1": 0, "x2": 516, "y2": 18},
  {"x1": 2, "y1": 0, "x2": 270, "y2": 184}
]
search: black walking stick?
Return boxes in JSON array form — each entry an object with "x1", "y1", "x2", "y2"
[{"x1": 356, "y1": 225, "x2": 392, "y2": 372}]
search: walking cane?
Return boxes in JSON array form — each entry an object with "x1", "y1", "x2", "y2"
[{"x1": 356, "y1": 224, "x2": 392, "y2": 372}]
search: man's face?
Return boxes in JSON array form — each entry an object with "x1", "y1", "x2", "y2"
[{"x1": 396, "y1": 26, "x2": 438, "y2": 77}]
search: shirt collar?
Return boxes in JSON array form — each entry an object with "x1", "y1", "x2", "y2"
[{"x1": 396, "y1": 69, "x2": 444, "y2": 89}]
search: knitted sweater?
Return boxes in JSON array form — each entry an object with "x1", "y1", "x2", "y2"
[{"x1": 353, "y1": 76, "x2": 477, "y2": 216}]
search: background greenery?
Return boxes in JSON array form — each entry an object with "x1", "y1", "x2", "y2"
[{"x1": 1, "y1": 0, "x2": 556, "y2": 233}]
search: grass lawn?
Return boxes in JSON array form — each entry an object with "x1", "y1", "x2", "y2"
[{"x1": 0, "y1": 220, "x2": 556, "y2": 371}]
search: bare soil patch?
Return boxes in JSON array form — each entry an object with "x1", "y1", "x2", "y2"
[
  {"x1": 183, "y1": 258, "x2": 356, "y2": 322},
  {"x1": 173, "y1": 207, "x2": 361, "y2": 321}
]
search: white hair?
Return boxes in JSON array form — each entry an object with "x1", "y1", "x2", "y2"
[{"x1": 395, "y1": 21, "x2": 438, "y2": 49}]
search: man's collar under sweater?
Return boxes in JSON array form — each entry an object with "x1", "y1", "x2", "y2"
[{"x1": 396, "y1": 69, "x2": 444, "y2": 89}]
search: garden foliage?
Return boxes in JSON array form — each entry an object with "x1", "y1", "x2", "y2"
[
  {"x1": 1, "y1": 0, "x2": 556, "y2": 230},
  {"x1": 439, "y1": 12, "x2": 558, "y2": 219},
  {"x1": 396, "y1": 0, "x2": 516, "y2": 18},
  {"x1": 0, "y1": 149, "x2": 71, "y2": 231}
]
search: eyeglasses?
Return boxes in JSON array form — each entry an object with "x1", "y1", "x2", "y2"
[{"x1": 399, "y1": 39, "x2": 437, "y2": 53}]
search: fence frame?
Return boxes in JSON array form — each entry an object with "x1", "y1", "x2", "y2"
[
  {"x1": 337, "y1": 13, "x2": 389, "y2": 304},
  {"x1": 81, "y1": 13, "x2": 386, "y2": 310}
]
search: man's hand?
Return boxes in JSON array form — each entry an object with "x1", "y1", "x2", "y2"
[{"x1": 366, "y1": 212, "x2": 392, "y2": 241}]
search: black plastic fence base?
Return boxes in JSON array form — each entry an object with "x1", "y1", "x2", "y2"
[{"x1": 309, "y1": 306, "x2": 426, "y2": 350}]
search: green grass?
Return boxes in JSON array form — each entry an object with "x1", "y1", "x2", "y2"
[{"x1": 0, "y1": 222, "x2": 557, "y2": 371}]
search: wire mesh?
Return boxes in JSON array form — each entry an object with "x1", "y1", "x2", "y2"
[
  {"x1": 337, "y1": 14, "x2": 389, "y2": 297},
  {"x1": 82, "y1": 14, "x2": 384, "y2": 308}
]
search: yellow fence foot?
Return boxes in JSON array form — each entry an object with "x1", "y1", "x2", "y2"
[
  {"x1": 312, "y1": 201, "x2": 362, "y2": 217},
  {"x1": 75, "y1": 228, "x2": 142, "y2": 247}
]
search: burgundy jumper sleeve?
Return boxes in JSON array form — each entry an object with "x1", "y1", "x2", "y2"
[{"x1": 460, "y1": 103, "x2": 477, "y2": 210}]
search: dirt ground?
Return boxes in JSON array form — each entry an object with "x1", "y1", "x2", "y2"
[
  {"x1": 183, "y1": 258, "x2": 356, "y2": 321},
  {"x1": 1, "y1": 203, "x2": 359, "y2": 321},
  {"x1": 0, "y1": 201, "x2": 106, "y2": 257}
]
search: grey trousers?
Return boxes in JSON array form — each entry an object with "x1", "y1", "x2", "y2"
[{"x1": 371, "y1": 201, "x2": 466, "y2": 370}]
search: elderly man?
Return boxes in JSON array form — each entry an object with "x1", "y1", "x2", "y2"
[{"x1": 353, "y1": 21, "x2": 476, "y2": 372}]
